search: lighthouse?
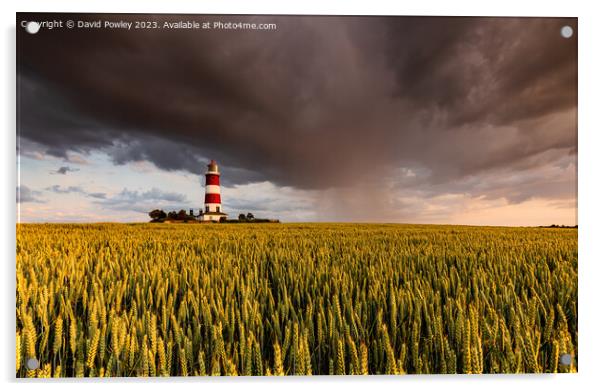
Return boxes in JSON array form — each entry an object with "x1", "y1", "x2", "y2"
[{"x1": 201, "y1": 160, "x2": 228, "y2": 222}]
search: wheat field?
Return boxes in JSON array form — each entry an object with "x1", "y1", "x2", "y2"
[{"x1": 16, "y1": 223, "x2": 577, "y2": 377}]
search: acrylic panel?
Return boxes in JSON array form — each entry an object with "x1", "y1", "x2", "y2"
[{"x1": 16, "y1": 13, "x2": 577, "y2": 377}]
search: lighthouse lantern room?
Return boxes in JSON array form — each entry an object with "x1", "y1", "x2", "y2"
[{"x1": 201, "y1": 160, "x2": 228, "y2": 222}]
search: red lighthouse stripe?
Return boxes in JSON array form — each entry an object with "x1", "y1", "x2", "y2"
[
  {"x1": 205, "y1": 174, "x2": 220, "y2": 186},
  {"x1": 205, "y1": 193, "x2": 221, "y2": 204}
]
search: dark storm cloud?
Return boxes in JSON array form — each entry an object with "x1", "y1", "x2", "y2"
[
  {"x1": 384, "y1": 18, "x2": 577, "y2": 127},
  {"x1": 17, "y1": 14, "x2": 577, "y2": 203}
]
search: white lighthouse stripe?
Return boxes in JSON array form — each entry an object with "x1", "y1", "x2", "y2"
[
  {"x1": 204, "y1": 203, "x2": 222, "y2": 213},
  {"x1": 205, "y1": 185, "x2": 221, "y2": 194}
]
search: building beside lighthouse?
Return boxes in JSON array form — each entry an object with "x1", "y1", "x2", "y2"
[{"x1": 201, "y1": 160, "x2": 228, "y2": 222}]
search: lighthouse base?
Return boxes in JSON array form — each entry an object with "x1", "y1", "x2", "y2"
[{"x1": 200, "y1": 212, "x2": 228, "y2": 222}]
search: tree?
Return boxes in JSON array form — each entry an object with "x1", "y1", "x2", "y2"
[
  {"x1": 246, "y1": 212, "x2": 255, "y2": 221},
  {"x1": 149, "y1": 209, "x2": 167, "y2": 222},
  {"x1": 177, "y1": 210, "x2": 188, "y2": 220},
  {"x1": 238, "y1": 213, "x2": 247, "y2": 221}
]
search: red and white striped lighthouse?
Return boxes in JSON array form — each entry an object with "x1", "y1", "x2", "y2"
[{"x1": 202, "y1": 160, "x2": 228, "y2": 221}]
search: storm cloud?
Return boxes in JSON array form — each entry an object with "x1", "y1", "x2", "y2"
[{"x1": 17, "y1": 14, "x2": 577, "y2": 220}]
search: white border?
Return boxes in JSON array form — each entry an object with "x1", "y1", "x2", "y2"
[{"x1": 3, "y1": 1, "x2": 601, "y2": 391}]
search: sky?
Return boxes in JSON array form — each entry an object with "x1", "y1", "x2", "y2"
[{"x1": 16, "y1": 14, "x2": 577, "y2": 225}]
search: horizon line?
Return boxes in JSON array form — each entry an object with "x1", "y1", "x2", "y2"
[{"x1": 15, "y1": 221, "x2": 579, "y2": 228}]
